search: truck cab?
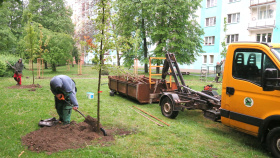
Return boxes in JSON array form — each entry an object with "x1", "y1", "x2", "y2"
[{"x1": 221, "y1": 42, "x2": 280, "y2": 157}]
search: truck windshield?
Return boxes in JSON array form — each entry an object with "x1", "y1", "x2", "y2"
[{"x1": 271, "y1": 48, "x2": 280, "y2": 61}]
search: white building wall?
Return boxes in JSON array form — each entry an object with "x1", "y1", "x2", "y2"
[{"x1": 223, "y1": 1, "x2": 251, "y2": 42}]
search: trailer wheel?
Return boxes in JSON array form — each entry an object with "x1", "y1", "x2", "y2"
[
  {"x1": 160, "y1": 97, "x2": 179, "y2": 119},
  {"x1": 110, "y1": 90, "x2": 115, "y2": 96},
  {"x1": 266, "y1": 127, "x2": 280, "y2": 157}
]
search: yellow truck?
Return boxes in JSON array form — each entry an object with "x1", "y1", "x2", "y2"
[
  {"x1": 159, "y1": 42, "x2": 280, "y2": 157},
  {"x1": 221, "y1": 42, "x2": 280, "y2": 157}
]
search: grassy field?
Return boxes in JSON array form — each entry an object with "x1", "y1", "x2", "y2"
[{"x1": 0, "y1": 64, "x2": 272, "y2": 158}]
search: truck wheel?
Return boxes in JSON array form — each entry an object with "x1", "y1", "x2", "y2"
[
  {"x1": 160, "y1": 97, "x2": 179, "y2": 119},
  {"x1": 266, "y1": 127, "x2": 280, "y2": 157}
]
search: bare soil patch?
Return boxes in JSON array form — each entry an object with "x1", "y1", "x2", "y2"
[
  {"x1": 7, "y1": 84, "x2": 42, "y2": 90},
  {"x1": 21, "y1": 120, "x2": 132, "y2": 154}
]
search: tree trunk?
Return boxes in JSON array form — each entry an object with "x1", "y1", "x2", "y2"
[
  {"x1": 97, "y1": 0, "x2": 105, "y2": 134},
  {"x1": 156, "y1": 63, "x2": 160, "y2": 74},
  {"x1": 44, "y1": 61, "x2": 48, "y2": 69},
  {"x1": 117, "y1": 48, "x2": 120, "y2": 67},
  {"x1": 51, "y1": 63, "x2": 56, "y2": 71},
  {"x1": 156, "y1": 38, "x2": 163, "y2": 74},
  {"x1": 32, "y1": 61, "x2": 34, "y2": 85},
  {"x1": 141, "y1": 18, "x2": 148, "y2": 73}
]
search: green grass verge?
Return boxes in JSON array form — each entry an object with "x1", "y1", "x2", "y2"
[{"x1": 0, "y1": 64, "x2": 271, "y2": 158}]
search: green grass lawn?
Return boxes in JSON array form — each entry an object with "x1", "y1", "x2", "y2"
[{"x1": 0, "y1": 64, "x2": 271, "y2": 158}]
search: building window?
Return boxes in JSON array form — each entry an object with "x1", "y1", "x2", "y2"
[
  {"x1": 206, "y1": 17, "x2": 216, "y2": 26},
  {"x1": 207, "y1": 0, "x2": 217, "y2": 8},
  {"x1": 205, "y1": 36, "x2": 215, "y2": 45},
  {"x1": 210, "y1": 55, "x2": 214, "y2": 64},
  {"x1": 258, "y1": 5, "x2": 274, "y2": 20},
  {"x1": 226, "y1": 34, "x2": 239, "y2": 44},
  {"x1": 228, "y1": 13, "x2": 240, "y2": 23},
  {"x1": 256, "y1": 33, "x2": 272, "y2": 43},
  {"x1": 203, "y1": 55, "x2": 207, "y2": 64}
]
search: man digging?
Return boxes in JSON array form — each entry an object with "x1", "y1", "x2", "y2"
[
  {"x1": 13, "y1": 58, "x2": 24, "y2": 86},
  {"x1": 50, "y1": 75, "x2": 78, "y2": 125}
]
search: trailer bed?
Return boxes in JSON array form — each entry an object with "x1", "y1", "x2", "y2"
[{"x1": 108, "y1": 75, "x2": 177, "y2": 103}]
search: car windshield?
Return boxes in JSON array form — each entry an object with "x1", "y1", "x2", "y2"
[{"x1": 271, "y1": 48, "x2": 280, "y2": 62}]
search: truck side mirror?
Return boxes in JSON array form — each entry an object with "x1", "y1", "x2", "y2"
[{"x1": 262, "y1": 68, "x2": 280, "y2": 91}]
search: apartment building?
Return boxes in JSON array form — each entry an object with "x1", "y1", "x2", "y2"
[{"x1": 183, "y1": 0, "x2": 280, "y2": 72}]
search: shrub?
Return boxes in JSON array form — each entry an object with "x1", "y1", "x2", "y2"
[
  {"x1": 0, "y1": 54, "x2": 21, "y2": 77},
  {"x1": 0, "y1": 60, "x2": 7, "y2": 77}
]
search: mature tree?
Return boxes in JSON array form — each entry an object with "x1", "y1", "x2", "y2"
[
  {"x1": 7, "y1": 0, "x2": 25, "y2": 39},
  {"x1": 151, "y1": 0, "x2": 204, "y2": 64},
  {"x1": 110, "y1": 32, "x2": 130, "y2": 67},
  {"x1": 43, "y1": 32, "x2": 74, "y2": 71},
  {"x1": 0, "y1": 29, "x2": 16, "y2": 55},
  {"x1": 72, "y1": 46, "x2": 79, "y2": 67},
  {"x1": 0, "y1": 1, "x2": 17, "y2": 55},
  {"x1": 21, "y1": 0, "x2": 75, "y2": 70},
  {"x1": 114, "y1": 0, "x2": 151, "y2": 73},
  {"x1": 121, "y1": 29, "x2": 142, "y2": 69},
  {"x1": 0, "y1": 0, "x2": 21, "y2": 6},
  {"x1": 24, "y1": 0, "x2": 74, "y2": 35},
  {"x1": 0, "y1": 0, "x2": 29, "y2": 57},
  {"x1": 115, "y1": 0, "x2": 204, "y2": 72}
]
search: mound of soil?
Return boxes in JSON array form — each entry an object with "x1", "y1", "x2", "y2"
[
  {"x1": 7, "y1": 84, "x2": 42, "y2": 89},
  {"x1": 21, "y1": 119, "x2": 132, "y2": 154}
]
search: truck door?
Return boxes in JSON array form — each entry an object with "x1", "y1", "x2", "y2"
[{"x1": 223, "y1": 47, "x2": 280, "y2": 136}]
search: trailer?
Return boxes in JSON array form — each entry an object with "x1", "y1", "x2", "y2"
[
  {"x1": 108, "y1": 75, "x2": 177, "y2": 103},
  {"x1": 108, "y1": 54, "x2": 221, "y2": 121}
]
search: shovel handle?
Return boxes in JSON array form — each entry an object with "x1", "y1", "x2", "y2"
[
  {"x1": 63, "y1": 99, "x2": 86, "y2": 118},
  {"x1": 75, "y1": 109, "x2": 86, "y2": 118}
]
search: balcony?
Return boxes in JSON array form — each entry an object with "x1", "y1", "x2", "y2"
[
  {"x1": 248, "y1": 19, "x2": 275, "y2": 30},
  {"x1": 250, "y1": 0, "x2": 276, "y2": 6}
]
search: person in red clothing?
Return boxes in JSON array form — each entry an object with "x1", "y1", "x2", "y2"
[{"x1": 13, "y1": 58, "x2": 24, "y2": 85}]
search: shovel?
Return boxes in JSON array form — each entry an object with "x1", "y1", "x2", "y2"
[{"x1": 59, "y1": 95, "x2": 107, "y2": 136}]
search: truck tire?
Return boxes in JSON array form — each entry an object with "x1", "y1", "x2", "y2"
[
  {"x1": 160, "y1": 97, "x2": 179, "y2": 119},
  {"x1": 266, "y1": 127, "x2": 280, "y2": 157}
]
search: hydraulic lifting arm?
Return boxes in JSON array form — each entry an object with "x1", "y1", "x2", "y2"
[
  {"x1": 162, "y1": 53, "x2": 187, "y2": 93},
  {"x1": 162, "y1": 53, "x2": 220, "y2": 103}
]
